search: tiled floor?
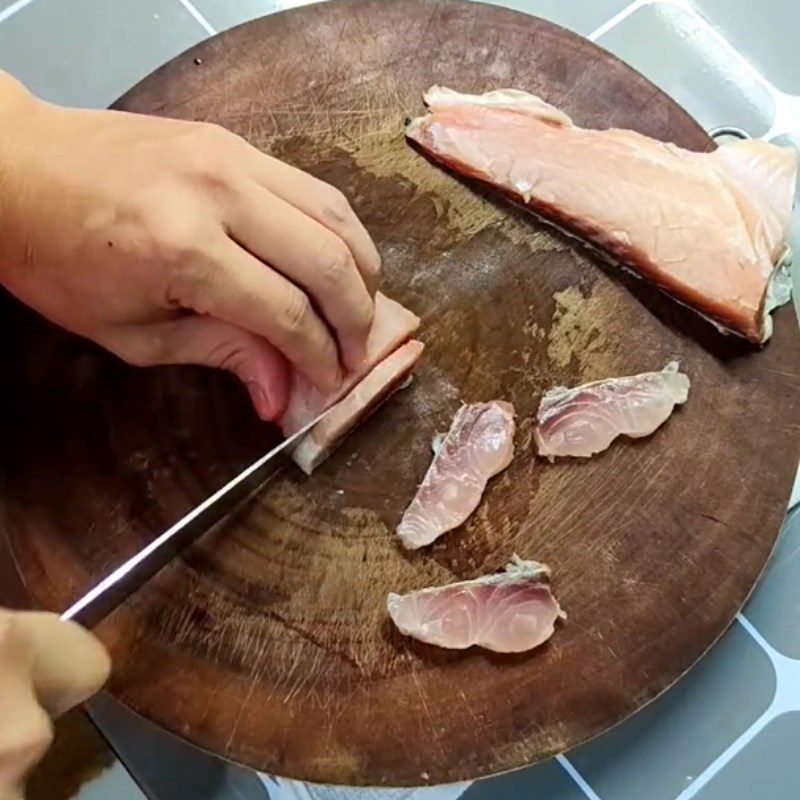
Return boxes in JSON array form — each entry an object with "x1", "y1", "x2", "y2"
[
  {"x1": 1, "y1": 1, "x2": 799, "y2": 799},
  {"x1": 0, "y1": 0, "x2": 205, "y2": 107}
]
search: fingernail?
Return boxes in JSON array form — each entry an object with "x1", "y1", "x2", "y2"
[{"x1": 246, "y1": 382, "x2": 272, "y2": 420}]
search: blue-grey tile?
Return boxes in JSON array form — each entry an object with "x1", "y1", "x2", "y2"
[
  {"x1": 693, "y1": 713, "x2": 800, "y2": 800},
  {"x1": 191, "y1": 0, "x2": 630, "y2": 36},
  {"x1": 569, "y1": 623, "x2": 776, "y2": 800},
  {"x1": 463, "y1": 758, "x2": 586, "y2": 800},
  {"x1": 188, "y1": 0, "x2": 319, "y2": 33},
  {"x1": 598, "y1": 2, "x2": 775, "y2": 138},
  {"x1": 476, "y1": 0, "x2": 631, "y2": 36},
  {"x1": 0, "y1": 0, "x2": 207, "y2": 108},
  {"x1": 745, "y1": 508, "x2": 800, "y2": 659},
  {"x1": 694, "y1": 0, "x2": 800, "y2": 95}
]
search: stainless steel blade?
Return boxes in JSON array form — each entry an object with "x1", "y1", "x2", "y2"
[{"x1": 61, "y1": 411, "x2": 331, "y2": 627}]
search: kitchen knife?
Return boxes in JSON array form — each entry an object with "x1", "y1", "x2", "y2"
[{"x1": 61, "y1": 411, "x2": 331, "y2": 628}]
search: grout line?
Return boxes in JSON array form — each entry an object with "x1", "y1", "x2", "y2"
[
  {"x1": 674, "y1": 613, "x2": 800, "y2": 798},
  {"x1": 0, "y1": 0, "x2": 221, "y2": 40},
  {"x1": 587, "y1": 0, "x2": 647, "y2": 41},
  {"x1": 0, "y1": 0, "x2": 36, "y2": 25},
  {"x1": 557, "y1": 755, "x2": 604, "y2": 800},
  {"x1": 736, "y1": 612, "x2": 778, "y2": 657},
  {"x1": 673, "y1": 705, "x2": 774, "y2": 800},
  {"x1": 737, "y1": 613, "x2": 800, "y2": 714},
  {"x1": 176, "y1": 0, "x2": 217, "y2": 36}
]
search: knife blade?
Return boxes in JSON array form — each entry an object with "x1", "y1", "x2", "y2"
[{"x1": 61, "y1": 411, "x2": 331, "y2": 628}]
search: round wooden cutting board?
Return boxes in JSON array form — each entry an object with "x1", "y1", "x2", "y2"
[{"x1": 2, "y1": 0, "x2": 800, "y2": 787}]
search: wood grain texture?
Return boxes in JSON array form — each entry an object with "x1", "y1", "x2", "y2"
[{"x1": 2, "y1": 0, "x2": 800, "y2": 786}]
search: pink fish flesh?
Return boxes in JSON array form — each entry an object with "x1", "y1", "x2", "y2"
[
  {"x1": 397, "y1": 401, "x2": 515, "y2": 550},
  {"x1": 387, "y1": 556, "x2": 564, "y2": 652},
  {"x1": 279, "y1": 293, "x2": 420, "y2": 436},
  {"x1": 292, "y1": 340, "x2": 424, "y2": 475},
  {"x1": 407, "y1": 86, "x2": 797, "y2": 343},
  {"x1": 534, "y1": 362, "x2": 691, "y2": 460}
]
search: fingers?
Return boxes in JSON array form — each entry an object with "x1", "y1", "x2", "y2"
[
  {"x1": 0, "y1": 680, "x2": 51, "y2": 794},
  {"x1": 250, "y1": 154, "x2": 381, "y2": 297},
  {"x1": 172, "y1": 237, "x2": 341, "y2": 392},
  {"x1": 114, "y1": 316, "x2": 291, "y2": 421},
  {"x1": 225, "y1": 181, "x2": 374, "y2": 371},
  {"x1": 0, "y1": 611, "x2": 109, "y2": 795},
  {"x1": 0, "y1": 613, "x2": 54, "y2": 792},
  {"x1": 15, "y1": 612, "x2": 110, "y2": 718}
]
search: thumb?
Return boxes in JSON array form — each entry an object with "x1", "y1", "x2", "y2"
[
  {"x1": 0, "y1": 610, "x2": 109, "y2": 799},
  {"x1": 14, "y1": 612, "x2": 110, "y2": 718},
  {"x1": 113, "y1": 316, "x2": 290, "y2": 421}
]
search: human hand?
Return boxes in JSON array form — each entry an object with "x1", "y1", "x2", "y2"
[
  {"x1": 0, "y1": 73, "x2": 380, "y2": 420},
  {"x1": 0, "y1": 610, "x2": 110, "y2": 800}
]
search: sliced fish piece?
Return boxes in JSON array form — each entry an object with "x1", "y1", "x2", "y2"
[
  {"x1": 387, "y1": 556, "x2": 564, "y2": 653},
  {"x1": 397, "y1": 401, "x2": 515, "y2": 550},
  {"x1": 292, "y1": 340, "x2": 424, "y2": 475},
  {"x1": 534, "y1": 362, "x2": 691, "y2": 460},
  {"x1": 407, "y1": 86, "x2": 797, "y2": 343},
  {"x1": 279, "y1": 293, "x2": 420, "y2": 436}
]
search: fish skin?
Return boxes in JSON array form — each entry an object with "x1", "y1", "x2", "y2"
[
  {"x1": 387, "y1": 555, "x2": 564, "y2": 653},
  {"x1": 397, "y1": 401, "x2": 516, "y2": 550},
  {"x1": 292, "y1": 340, "x2": 424, "y2": 475},
  {"x1": 534, "y1": 362, "x2": 691, "y2": 460},
  {"x1": 407, "y1": 86, "x2": 797, "y2": 343},
  {"x1": 279, "y1": 293, "x2": 420, "y2": 437}
]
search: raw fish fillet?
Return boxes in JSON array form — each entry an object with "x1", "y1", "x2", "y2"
[
  {"x1": 534, "y1": 362, "x2": 690, "y2": 460},
  {"x1": 387, "y1": 556, "x2": 564, "y2": 652},
  {"x1": 397, "y1": 401, "x2": 515, "y2": 550},
  {"x1": 407, "y1": 86, "x2": 797, "y2": 343},
  {"x1": 279, "y1": 292, "x2": 420, "y2": 436},
  {"x1": 292, "y1": 340, "x2": 424, "y2": 474}
]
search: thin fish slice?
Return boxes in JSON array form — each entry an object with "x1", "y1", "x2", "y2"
[
  {"x1": 279, "y1": 293, "x2": 420, "y2": 436},
  {"x1": 534, "y1": 362, "x2": 691, "y2": 460},
  {"x1": 407, "y1": 86, "x2": 797, "y2": 343},
  {"x1": 387, "y1": 556, "x2": 564, "y2": 653},
  {"x1": 292, "y1": 340, "x2": 424, "y2": 475},
  {"x1": 397, "y1": 401, "x2": 515, "y2": 550}
]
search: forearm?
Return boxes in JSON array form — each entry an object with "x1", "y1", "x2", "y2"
[
  {"x1": 0, "y1": 71, "x2": 35, "y2": 176},
  {"x1": 0, "y1": 69, "x2": 32, "y2": 104},
  {"x1": 0, "y1": 73, "x2": 43, "y2": 289}
]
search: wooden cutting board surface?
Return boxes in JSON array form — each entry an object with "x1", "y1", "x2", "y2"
[{"x1": 3, "y1": 0, "x2": 800, "y2": 786}]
